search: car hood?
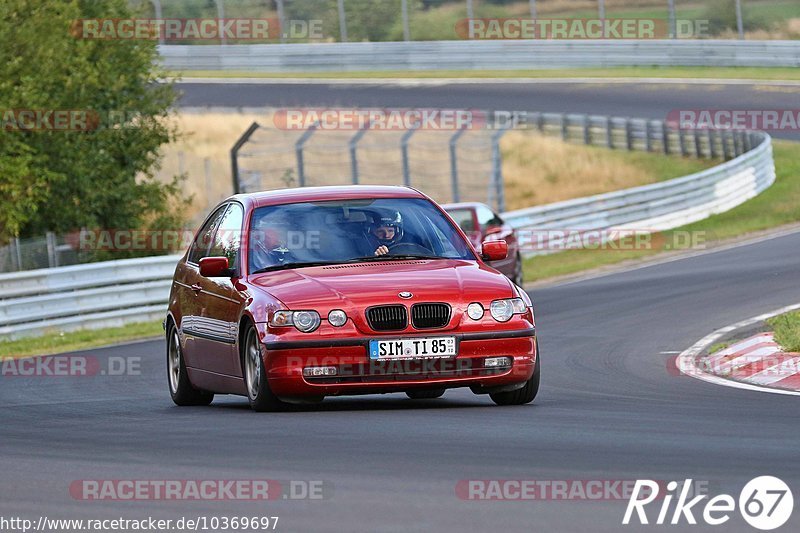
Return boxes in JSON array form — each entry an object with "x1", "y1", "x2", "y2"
[{"x1": 249, "y1": 259, "x2": 513, "y2": 309}]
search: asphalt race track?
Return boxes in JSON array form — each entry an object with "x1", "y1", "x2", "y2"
[
  {"x1": 3, "y1": 230, "x2": 800, "y2": 532},
  {"x1": 177, "y1": 80, "x2": 800, "y2": 140}
]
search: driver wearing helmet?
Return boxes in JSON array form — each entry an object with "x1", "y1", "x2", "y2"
[{"x1": 367, "y1": 210, "x2": 403, "y2": 256}]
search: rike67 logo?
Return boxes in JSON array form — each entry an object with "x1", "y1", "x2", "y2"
[{"x1": 623, "y1": 477, "x2": 793, "y2": 530}]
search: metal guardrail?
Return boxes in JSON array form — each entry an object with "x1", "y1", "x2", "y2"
[
  {"x1": 159, "y1": 40, "x2": 800, "y2": 72},
  {"x1": 505, "y1": 131, "x2": 774, "y2": 256},
  {"x1": 499, "y1": 114, "x2": 775, "y2": 256},
  {"x1": 0, "y1": 256, "x2": 181, "y2": 340},
  {"x1": 0, "y1": 119, "x2": 775, "y2": 340}
]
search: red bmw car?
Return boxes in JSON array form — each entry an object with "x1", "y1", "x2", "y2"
[
  {"x1": 165, "y1": 186, "x2": 539, "y2": 412},
  {"x1": 441, "y1": 202, "x2": 524, "y2": 287}
]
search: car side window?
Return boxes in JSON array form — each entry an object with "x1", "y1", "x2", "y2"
[
  {"x1": 208, "y1": 203, "x2": 244, "y2": 270},
  {"x1": 476, "y1": 205, "x2": 504, "y2": 233},
  {"x1": 188, "y1": 205, "x2": 228, "y2": 264},
  {"x1": 447, "y1": 209, "x2": 475, "y2": 233}
]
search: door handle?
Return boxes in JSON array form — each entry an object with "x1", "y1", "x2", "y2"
[{"x1": 190, "y1": 284, "x2": 202, "y2": 294}]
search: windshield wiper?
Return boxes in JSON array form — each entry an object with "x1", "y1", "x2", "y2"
[
  {"x1": 251, "y1": 255, "x2": 445, "y2": 274},
  {"x1": 347, "y1": 254, "x2": 444, "y2": 262},
  {"x1": 251, "y1": 261, "x2": 343, "y2": 274}
]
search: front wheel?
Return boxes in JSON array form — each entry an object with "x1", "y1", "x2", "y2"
[
  {"x1": 242, "y1": 325, "x2": 287, "y2": 412},
  {"x1": 490, "y1": 351, "x2": 540, "y2": 406},
  {"x1": 167, "y1": 325, "x2": 214, "y2": 406}
]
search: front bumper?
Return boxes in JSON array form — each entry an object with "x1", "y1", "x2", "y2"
[{"x1": 263, "y1": 328, "x2": 537, "y2": 397}]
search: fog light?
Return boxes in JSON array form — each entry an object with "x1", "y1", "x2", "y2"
[
  {"x1": 303, "y1": 366, "x2": 338, "y2": 377},
  {"x1": 484, "y1": 357, "x2": 512, "y2": 368},
  {"x1": 328, "y1": 309, "x2": 347, "y2": 327},
  {"x1": 466, "y1": 302, "x2": 484, "y2": 320}
]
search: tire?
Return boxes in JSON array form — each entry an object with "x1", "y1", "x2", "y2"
[
  {"x1": 406, "y1": 389, "x2": 446, "y2": 400},
  {"x1": 513, "y1": 253, "x2": 524, "y2": 287},
  {"x1": 490, "y1": 350, "x2": 540, "y2": 406},
  {"x1": 167, "y1": 324, "x2": 214, "y2": 406},
  {"x1": 242, "y1": 325, "x2": 287, "y2": 412}
]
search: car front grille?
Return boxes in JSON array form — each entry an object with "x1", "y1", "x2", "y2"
[
  {"x1": 411, "y1": 303, "x2": 451, "y2": 329},
  {"x1": 366, "y1": 305, "x2": 408, "y2": 331}
]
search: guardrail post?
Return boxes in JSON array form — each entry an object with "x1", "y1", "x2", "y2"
[
  {"x1": 662, "y1": 122, "x2": 670, "y2": 155},
  {"x1": 401, "y1": 0, "x2": 410, "y2": 41},
  {"x1": 645, "y1": 120, "x2": 653, "y2": 152},
  {"x1": 491, "y1": 126, "x2": 508, "y2": 212},
  {"x1": 466, "y1": 0, "x2": 474, "y2": 39},
  {"x1": 350, "y1": 120, "x2": 372, "y2": 185},
  {"x1": 400, "y1": 123, "x2": 419, "y2": 187},
  {"x1": 561, "y1": 114, "x2": 569, "y2": 141},
  {"x1": 678, "y1": 127, "x2": 688, "y2": 156},
  {"x1": 337, "y1": 0, "x2": 348, "y2": 42},
  {"x1": 230, "y1": 122, "x2": 260, "y2": 194},
  {"x1": 707, "y1": 129, "x2": 717, "y2": 159},
  {"x1": 12, "y1": 237, "x2": 22, "y2": 272},
  {"x1": 668, "y1": 0, "x2": 677, "y2": 38},
  {"x1": 606, "y1": 116, "x2": 614, "y2": 149},
  {"x1": 583, "y1": 115, "x2": 591, "y2": 145},
  {"x1": 625, "y1": 119, "x2": 633, "y2": 150},
  {"x1": 536, "y1": 112, "x2": 545, "y2": 132},
  {"x1": 722, "y1": 130, "x2": 732, "y2": 159},
  {"x1": 735, "y1": 0, "x2": 745, "y2": 40},
  {"x1": 46, "y1": 232, "x2": 57, "y2": 268},
  {"x1": 275, "y1": 0, "x2": 286, "y2": 43},
  {"x1": 214, "y1": 0, "x2": 226, "y2": 44},
  {"x1": 734, "y1": 131, "x2": 744, "y2": 157},
  {"x1": 449, "y1": 125, "x2": 468, "y2": 203},
  {"x1": 149, "y1": 0, "x2": 164, "y2": 45},
  {"x1": 693, "y1": 129, "x2": 703, "y2": 157},
  {"x1": 295, "y1": 121, "x2": 319, "y2": 187}
]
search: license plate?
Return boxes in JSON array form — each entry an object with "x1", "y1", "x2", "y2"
[{"x1": 369, "y1": 337, "x2": 456, "y2": 360}]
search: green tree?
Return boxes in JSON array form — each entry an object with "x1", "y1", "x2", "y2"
[{"x1": 0, "y1": 0, "x2": 188, "y2": 250}]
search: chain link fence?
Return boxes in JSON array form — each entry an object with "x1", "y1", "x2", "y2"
[{"x1": 232, "y1": 114, "x2": 503, "y2": 210}]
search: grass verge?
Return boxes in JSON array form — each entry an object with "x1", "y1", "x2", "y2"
[
  {"x1": 523, "y1": 139, "x2": 800, "y2": 283},
  {"x1": 767, "y1": 311, "x2": 800, "y2": 352},
  {"x1": 0, "y1": 321, "x2": 163, "y2": 359},
  {"x1": 171, "y1": 67, "x2": 800, "y2": 82}
]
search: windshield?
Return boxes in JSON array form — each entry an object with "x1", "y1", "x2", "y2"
[{"x1": 248, "y1": 197, "x2": 475, "y2": 273}]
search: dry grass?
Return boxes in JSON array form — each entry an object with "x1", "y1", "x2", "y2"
[
  {"x1": 500, "y1": 130, "x2": 714, "y2": 210},
  {"x1": 160, "y1": 111, "x2": 714, "y2": 221}
]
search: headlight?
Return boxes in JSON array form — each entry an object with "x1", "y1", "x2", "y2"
[
  {"x1": 328, "y1": 309, "x2": 347, "y2": 327},
  {"x1": 293, "y1": 311, "x2": 321, "y2": 333},
  {"x1": 466, "y1": 302, "x2": 484, "y2": 320},
  {"x1": 269, "y1": 310, "x2": 321, "y2": 333},
  {"x1": 490, "y1": 298, "x2": 526, "y2": 322}
]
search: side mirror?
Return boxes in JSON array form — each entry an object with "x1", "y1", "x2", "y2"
[
  {"x1": 199, "y1": 256, "x2": 231, "y2": 277},
  {"x1": 482, "y1": 240, "x2": 508, "y2": 261}
]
